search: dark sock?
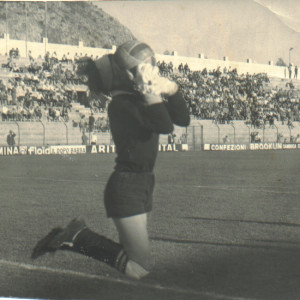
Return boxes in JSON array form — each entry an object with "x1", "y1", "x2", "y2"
[{"x1": 62, "y1": 227, "x2": 128, "y2": 273}]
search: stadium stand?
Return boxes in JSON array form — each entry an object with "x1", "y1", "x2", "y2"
[
  {"x1": 158, "y1": 61, "x2": 300, "y2": 127},
  {"x1": 1, "y1": 51, "x2": 300, "y2": 146},
  {"x1": 156, "y1": 60, "x2": 300, "y2": 145}
]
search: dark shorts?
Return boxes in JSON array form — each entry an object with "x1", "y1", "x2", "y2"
[{"x1": 104, "y1": 171, "x2": 155, "y2": 218}]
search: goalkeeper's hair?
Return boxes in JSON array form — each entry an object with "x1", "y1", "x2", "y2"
[{"x1": 76, "y1": 55, "x2": 114, "y2": 94}]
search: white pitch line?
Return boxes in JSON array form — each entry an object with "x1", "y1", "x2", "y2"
[
  {"x1": 194, "y1": 185, "x2": 299, "y2": 195},
  {"x1": 0, "y1": 259, "x2": 254, "y2": 300},
  {"x1": 0, "y1": 176, "x2": 105, "y2": 184},
  {"x1": 1, "y1": 175, "x2": 298, "y2": 195}
]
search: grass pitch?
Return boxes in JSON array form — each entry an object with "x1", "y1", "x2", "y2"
[{"x1": 0, "y1": 150, "x2": 300, "y2": 300}]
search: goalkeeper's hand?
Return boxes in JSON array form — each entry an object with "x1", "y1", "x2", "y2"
[{"x1": 134, "y1": 63, "x2": 178, "y2": 96}]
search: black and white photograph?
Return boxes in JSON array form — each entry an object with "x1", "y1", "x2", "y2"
[{"x1": 0, "y1": 1, "x2": 300, "y2": 299}]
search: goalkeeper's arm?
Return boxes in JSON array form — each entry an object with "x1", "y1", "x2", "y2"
[{"x1": 133, "y1": 63, "x2": 190, "y2": 127}]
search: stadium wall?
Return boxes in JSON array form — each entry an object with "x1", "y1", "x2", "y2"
[
  {"x1": 0, "y1": 35, "x2": 286, "y2": 78},
  {"x1": 0, "y1": 34, "x2": 116, "y2": 61},
  {"x1": 0, "y1": 144, "x2": 188, "y2": 156},
  {"x1": 1, "y1": 121, "x2": 299, "y2": 149},
  {"x1": 155, "y1": 54, "x2": 286, "y2": 78},
  {"x1": 1, "y1": 142, "x2": 300, "y2": 156}
]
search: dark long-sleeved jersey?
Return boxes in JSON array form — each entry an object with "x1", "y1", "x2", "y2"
[{"x1": 108, "y1": 90, "x2": 190, "y2": 172}]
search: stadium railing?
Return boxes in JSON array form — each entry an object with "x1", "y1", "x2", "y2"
[{"x1": 0, "y1": 121, "x2": 299, "y2": 149}]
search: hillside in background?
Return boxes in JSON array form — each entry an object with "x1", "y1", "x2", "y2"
[
  {"x1": 97, "y1": 0, "x2": 300, "y2": 65},
  {"x1": 0, "y1": 1, "x2": 135, "y2": 48},
  {"x1": 0, "y1": 1, "x2": 299, "y2": 66}
]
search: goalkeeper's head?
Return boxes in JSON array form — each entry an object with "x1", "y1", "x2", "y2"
[
  {"x1": 112, "y1": 40, "x2": 157, "y2": 91},
  {"x1": 79, "y1": 40, "x2": 156, "y2": 93},
  {"x1": 113, "y1": 40, "x2": 156, "y2": 71}
]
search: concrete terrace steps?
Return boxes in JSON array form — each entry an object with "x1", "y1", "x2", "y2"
[
  {"x1": 70, "y1": 102, "x2": 108, "y2": 122},
  {"x1": 69, "y1": 102, "x2": 86, "y2": 122},
  {"x1": 267, "y1": 77, "x2": 300, "y2": 90},
  {"x1": 71, "y1": 102, "x2": 92, "y2": 119}
]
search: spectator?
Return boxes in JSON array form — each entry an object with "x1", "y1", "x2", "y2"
[
  {"x1": 28, "y1": 50, "x2": 34, "y2": 62},
  {"x1": 250, "y1": 132, "x2": 261, "y2": 143},
  {"x1": 79, "y1": 115, "x2": 86, "y2": 132},
  {"x1": 7, "y1": 130, "x2": 16, "y2": 147},
  {"x1": 288, "y1": 64, "x2": 292, "y2": 79},
  {"x1": 89, "y1": 113, "x2": 95, "y2": 132},
  {"x1": 1, "y1": 105, "x2": 8, "y2": 121},
  {"x1": 294, "y1": 65, "x2": 298, "y2": 79},
  {"x1": 168, "y1": 133, "x2": 176, "y2": 144},
  {"x1": 223, "y1": 135, "x2": 230, "y2": 144},
  {"x1": 81, "y1": 130, "x2": 88, "y2": 145},
  {"x1": 184, "y1": 63, "x2": 190, "y2": 74},
  {"x1": 178, "y1": 63, "x2": 184, "y2": 73},
  {"x1": 180, "y1": 133, "x2": 188, "y2": 144},
  {"x1": 90, "y1": 132, "x2": 97, "y2": 145},
  {"x1": 66, "y1": 52, "x2": 72, "y2": 64},
  {"x1": 277, "y1": 133, "x2": 283, "y2": 143},
  {"x1": 255, "y1": 133, "x2": 261, "y2": 143},
  {"x1": 9, "y1": 48, "x2": 18, "y2": 59}
]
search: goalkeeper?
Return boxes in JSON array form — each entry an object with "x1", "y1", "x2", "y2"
[{"x1": 31, "y1": 40, "x2": 190, "y2": 279}]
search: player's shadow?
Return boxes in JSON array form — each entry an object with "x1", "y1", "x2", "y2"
[{"x1": 147, "y1": 238, "x2": 300, "y2": 300}]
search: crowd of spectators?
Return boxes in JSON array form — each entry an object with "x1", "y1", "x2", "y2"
[
  {"x1": 0, "y1": 50, "x2": 95, "y2": 123},
  {"x1": 75, "y1": 113, "x2": 109, "y2": 133},
  {"x1": 9, "y1": 48, "x2": 19, "y2": 59},
  {"x1": 0, "y1": 49, "x2": 113, "y2": 130},
  {"x1": 1, "y1": 50, "x2": 300, "y2": 136},
  {"x1": 0, "y1": 74, "x2": 73, "y2": 122},
  {"x1": 158, "y1": 61, "x2": 300, "y2": 128}
]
